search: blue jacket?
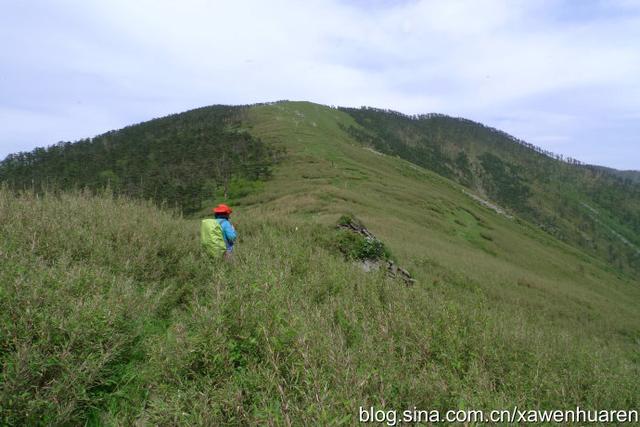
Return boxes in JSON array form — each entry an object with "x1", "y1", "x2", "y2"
[{"x1": 216, "y1": 217, "x2": 237, "y2": 251}]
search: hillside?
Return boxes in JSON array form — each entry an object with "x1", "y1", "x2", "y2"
[
  {"x1": 0, "y1": 105, "x2": 281, "y2": 214},
  {"x1": 2, "y1": 102, "x2": 638, "y2": 275},
  {"x1": 595, "y1": 166, "x2": 640, "y2": 184},
  {"x1": 1, "y1": 101, "x2": 640, "y2": 424},
  {"x1": 339, "y1": 107, "x2": 640, "y2": 276}
]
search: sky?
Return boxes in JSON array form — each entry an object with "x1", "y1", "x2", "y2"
[{"x1": 1, "y1": 0, "x2": 639, "y2": 169}]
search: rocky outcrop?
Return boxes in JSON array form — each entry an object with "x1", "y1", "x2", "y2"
[{"x1": 337, "y1": 216, "x2": 415, "y2": 286}]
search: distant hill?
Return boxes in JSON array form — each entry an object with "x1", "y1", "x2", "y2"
[
  {"x1": 0, "y1": 105, "x2": 281, "y2": 214},
  {"x1": 1, "y1": 101, "x2": 639, "y2": 424},
  {"x1": 339, "y1": 106, "x2": 640, "y2": 274},
  {"x1": 1, "y1": 101, "x2": 639, "y2": 275},
  {"x1": 594, "y1": 166, "x2": 640, "y2": 184}
]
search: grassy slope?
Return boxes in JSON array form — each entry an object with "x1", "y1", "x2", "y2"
[
  {"x1": 1, "y1": 101, "x2": 639, "y2": 425},
  {"x1": 336, "y1": 107, "x2": 640, "y2": 276},
  {"x1": 244, "y1": 101, "x2": 639, "y2": 332}
]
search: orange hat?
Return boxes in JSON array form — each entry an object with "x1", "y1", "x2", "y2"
[{"x1": 213, "y1": 204, "x2": 232, "y2": 215}]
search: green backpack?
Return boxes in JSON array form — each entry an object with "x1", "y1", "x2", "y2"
[{"x1": 200, "y1": 218, "x2": 226, "y2": 258}]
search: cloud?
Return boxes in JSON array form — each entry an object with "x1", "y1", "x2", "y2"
[{"x1": 1, "y1": 0, "x2": 639, "y2": 168}]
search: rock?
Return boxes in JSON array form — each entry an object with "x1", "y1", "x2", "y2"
[
  {"x1": 338, "y1": 217, "x2": 415, "y2": 285},
  {"x1": 361, "y1": 259, "x2": 381, "y2": 272}
]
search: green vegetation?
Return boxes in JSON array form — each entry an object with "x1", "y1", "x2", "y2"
[
  {"x1": 1, "y1": 101, "x2": 639, "y2": 424},
  {"x1": 335, "y1": 214, "x2": 391, "y2": 261},
  {"x1": 596, "y1": 166, "x2": 640, "y2": 184},
  {"x1": 2, "y1": 187, "x2": 639, "y2": 425},
  {"x1": 340, "y1": 106, "x2": 640, "y2": 275},
  {"x1": 0, "y1": 106, "x2": 281, "y2": 214},
  {"x1": 478, "y1": 152, "x2": 531, "y2": 211}
]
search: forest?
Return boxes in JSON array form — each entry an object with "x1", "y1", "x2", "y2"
[{"x1": 0, "y1": 105, "x2": 282, "y2": 214}]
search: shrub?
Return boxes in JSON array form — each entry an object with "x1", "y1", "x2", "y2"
[{"x1": 335, "y1": 230, "x2": 389, "y2": 261}]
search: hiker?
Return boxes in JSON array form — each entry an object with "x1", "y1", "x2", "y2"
[{"x1": 200, "y1": 204, "x2": 237, "y2": 259}]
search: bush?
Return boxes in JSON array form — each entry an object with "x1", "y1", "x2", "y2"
[{"x1": 335, "y1": 230, "x2": 389, "y2": 261}]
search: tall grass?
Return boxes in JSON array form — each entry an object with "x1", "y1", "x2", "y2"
[{"x1": 1, "y1": 188, "x2": 638, "y2": 425}]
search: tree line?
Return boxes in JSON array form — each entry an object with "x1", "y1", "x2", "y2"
[
  {"x1": 348, "y1": 106, "x2": 638, "y2": 179},
  {"x1": 339, "y1": 106, "x2": 640, "y2": 274},
  {"x1": 0, "y1": 105, "x2": 283, "y2": 214}
]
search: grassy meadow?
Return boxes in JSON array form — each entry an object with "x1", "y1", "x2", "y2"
[{"x1": 1, "y1": 101, "x2": 639, "y2": 424}]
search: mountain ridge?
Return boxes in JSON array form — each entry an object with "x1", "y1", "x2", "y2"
[
  {"x1": 336, "y1": 104, "x2": 640, "y2": 275},
  {"x1": 1, "y1": 100, "x2": 639, "y2": 424},
  {"x1": 2, "y1": 100, "x2": 639, "y2": 276},
  {"x1": 2, "y1": 100, "x2": 637, "y2": 174}
]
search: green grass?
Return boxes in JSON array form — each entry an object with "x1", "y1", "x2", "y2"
[
  {"x1": 1, "y1": 101, "x2": 639, "y2": 424},
  {"x1": 338, "y1": 105, "x2": 640, "y2": 275},
  {"x1": 1, "y1": 188, "x2": 638, "y2": 425}
]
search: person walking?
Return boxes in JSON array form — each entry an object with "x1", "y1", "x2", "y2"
[{"x1": 200, "y1": 204, "x2": 237, "y2": 260}]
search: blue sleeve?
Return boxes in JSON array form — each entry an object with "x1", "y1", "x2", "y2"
[{"x1": 222, "y1": 220, "x2": 237, "y2": 244}]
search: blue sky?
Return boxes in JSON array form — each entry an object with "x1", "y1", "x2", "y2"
[{"x1": 1, "y1": 0, "x2": 639, "y2": 169}]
